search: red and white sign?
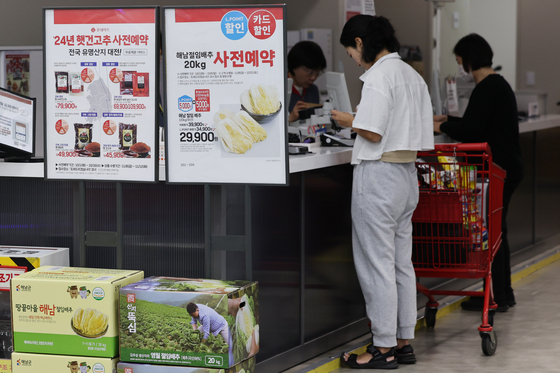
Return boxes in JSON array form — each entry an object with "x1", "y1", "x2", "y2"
[
  {"x1": 44, "y1": 7, "x2": 159, "y2": 182},
  {"x1": 164, "y1": 6, "x2": 288, "y2": 185}
]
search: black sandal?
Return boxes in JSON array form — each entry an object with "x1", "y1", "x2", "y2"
[
  {"x1": 341, "y1": 345, "x2": 398, "y2": 369},
  {"x1": 395, "y1": 344, "x2": 416, "y2": 364}
]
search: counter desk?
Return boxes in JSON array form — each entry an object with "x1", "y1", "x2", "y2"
[
  {"x1": 1, "y1": 115, "x2": 560, "y2": 372},
  {"x1": 0, "y1": 145, "x2": 353, "y2": 178},
  {"x1": 4, "y1": 113, "x2": 557, "y2": 178}
]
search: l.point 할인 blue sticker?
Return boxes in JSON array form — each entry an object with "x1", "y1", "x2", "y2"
[{"x1": 221, "y1": 10, "x2": 248, "y2": 40}]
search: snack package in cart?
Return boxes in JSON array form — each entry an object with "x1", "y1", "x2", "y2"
[{"x1": 437, "y1": 155, "x2": 460, "y2": 189}]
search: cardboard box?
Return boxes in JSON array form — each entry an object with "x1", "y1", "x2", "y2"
[
  {"x1": 0, "y1": 359, "x2": 10, "y2": 372},
  {"x1": 119, "y1": 277, "x2": 259, "y2": 369},
  {"x1": 0, "y1": 246, "x2": 70, "y2": 291},
  {"x1": 11, "y1": 266, "x2": 144, "y2": 358},
  {"x1": 0, "y1": 246, "x2": 70, "y2": 361},
  {"x1": 11, "y1": 352, "x2": 117, "y2": 373},
  {"x1": 117, "y1": 356, "x2": 256, "y2": 373}
]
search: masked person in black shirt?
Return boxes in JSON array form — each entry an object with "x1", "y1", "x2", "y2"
[{"x1": 434, "y1": 33, "x2": 524, "y2": 312}]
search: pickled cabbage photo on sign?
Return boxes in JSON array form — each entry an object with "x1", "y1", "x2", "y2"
[
  {"x1": 240, "y1": 84, "x2": 282, "y2": 123},
  {"x1": 212, "y1": 84, "x2": 282, "y2": 156}
]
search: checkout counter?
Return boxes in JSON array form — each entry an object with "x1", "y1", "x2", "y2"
[
  {"x1": 251, "y1": 113, "x2": 560, "y2": 371},
  {"x1": 1, "y1": 114, "x2": 560, "y2": 372}
]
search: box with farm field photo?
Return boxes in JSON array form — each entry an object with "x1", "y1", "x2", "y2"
[
  {"x1": 119, "y1": 277, "x2": 259, "y2": 369},
  {"x1": 117, "y1": 356, "x2": 256, "y2": 373}
]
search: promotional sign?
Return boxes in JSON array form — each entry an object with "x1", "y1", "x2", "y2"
[
  {"x1": 0, "y1": 87, "x2": 35, "y2": 157},
  {"x1": 164, "y1": 6, "x2": 288, "y2": 185},
  {"x1": 5, "y1": 54, "x2": 30, "y2": 96},
  {"x1": 43, "y1": 7, "x2": 159, "y2": 182},
  {"x1": 345, "y1": 0, "x2": 376, "y2": 21}
]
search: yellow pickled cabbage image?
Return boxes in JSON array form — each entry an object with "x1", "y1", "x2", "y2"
[
  {"x1": 233, "y1": 111, "x2": 267, "y2": 143},
  {"x1": 216, "y1": 118, "x2": 253, "y2": 154},
  {"x1": 214, "y1": 109, "x2": 267, "y2": 154},
  {"x1": 71, "y1": 308, "x2": 109, "y2": 337},
  {"x1": 240, "y1": 84, "x2": 280, "y2": 115},
  {"x1": 213, "y1": 108, "x2": 235, "y2": 124}
]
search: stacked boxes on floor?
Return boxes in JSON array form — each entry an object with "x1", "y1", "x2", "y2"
[
  {"x1": 0, "y1": 246, "x2": 70, "y2": 370},
  {"x1": 11, "y1": 352, "x2": 119, "y2": 373},
  {"x1": 10, "y1": 266, "x2": 144, "y2": 372},
  {"x1": 118, "y1": 277, "x2": 259, "y2": 372},
  {"x1": 117, "y1": 357, "x2": 256, "y2": 373}
]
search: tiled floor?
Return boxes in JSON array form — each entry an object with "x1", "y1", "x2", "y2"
[{"x1": 285, "y1": 256, "x2": 560, "y2": 372}]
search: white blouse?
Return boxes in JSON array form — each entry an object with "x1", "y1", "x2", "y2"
[{"x1": 351, "y1": 52, "x2": 434, "y2": 165}]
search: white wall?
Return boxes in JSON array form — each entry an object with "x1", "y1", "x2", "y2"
[
  {"x1": 440, "y1": 0, "x2": 517, "y2": 89},
  {"x1": 517, "y1": 0, "x2": 560, "y2": 114}
]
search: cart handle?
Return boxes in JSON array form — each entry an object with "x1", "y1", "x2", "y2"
[{"x1": 433, "y1": 142, "x2": 492, "y2": 155}]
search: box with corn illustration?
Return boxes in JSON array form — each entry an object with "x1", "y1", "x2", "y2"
[
  {"x1": 119, "y1": 277, "x2": 259, "y2": 369},
  {"x1": 11, "y1": 266, "x2": 144, "y2": 357}
]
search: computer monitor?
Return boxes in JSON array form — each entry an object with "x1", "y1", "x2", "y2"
[
  {"x1": 0, "y1": 87, "x2": 36, "y2": 159},
  {"x1": 326, "y1": 71, "x2": 353, "y2": 113}
]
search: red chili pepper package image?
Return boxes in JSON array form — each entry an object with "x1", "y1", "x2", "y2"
[
  {"x1": 55, "y1": 71, "x2": 69, "y2": 93},
  {"x1": 119, "y1": 123, "x2": 137, "y2": 150},
  {"x1": 74, "y1": 123, "x2": 93, "y2": 150},
  {"x1": 69, "y1": 72, "x2": 83, "y2": 95},
  {"x1": 120, "y1": 71, "x2": 135, "y2": 95},
  {"x1": 130, "y1": 142, "x2": 151, "y2": 158},
  {"x1": 133, "y1": 72, "x2": 149, "y2": 97}
]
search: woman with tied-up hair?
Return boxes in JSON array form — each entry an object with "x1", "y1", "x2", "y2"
[{"x1": 331, "y1": 15, "x2": 434, "y2": 369}]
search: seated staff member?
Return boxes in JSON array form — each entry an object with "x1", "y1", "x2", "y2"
[{"x1": 287, "y1": 41, "x2": 327, "y2": 122}]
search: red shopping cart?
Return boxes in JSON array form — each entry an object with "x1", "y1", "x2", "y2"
[{"x1": 412, "y1": 143, "x2": 506, "y2": 356}]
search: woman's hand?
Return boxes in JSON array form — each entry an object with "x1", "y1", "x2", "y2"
[
  {"x1": 331, "y1": 109, "x2": 381, "y2": 142},
  {"x1": 330, "y1": 109, "x2": 354, "y2": 128},
  {"x1": 433, "y1": 115, "x2": 448, "y2": 133},
  {"x1": 289, "y1": 101, "x2": 308, "y2": 122}
]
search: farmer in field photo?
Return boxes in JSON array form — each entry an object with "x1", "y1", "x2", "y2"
[{"x1": 187, "y1": 302, "x2": 229, "y2": 344}]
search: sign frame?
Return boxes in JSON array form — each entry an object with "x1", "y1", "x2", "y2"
[
  {"x1": 0, "y1": 87, "x2": 36, "y2": 158},
  {"x1": 43, "y1": 6, "x2": 160, "y2": 183},
  {"x1": 163, "y1": 5, "x2": 289, "y2": 186}
]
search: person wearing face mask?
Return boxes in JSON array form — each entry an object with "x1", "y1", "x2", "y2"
[
  {"x1": 457, "y1": 62, "x2": 475, "y2": 83},
  {"x1": 331, "y1": 15, "x2": 433, "y2": 369},
  {"x1": 287, "y1": 41, "x2": 327, "y2": 123},
  {"x1": 433, "y1": 33, "x2": 524, "y2": 312}
]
